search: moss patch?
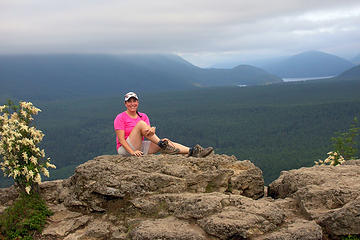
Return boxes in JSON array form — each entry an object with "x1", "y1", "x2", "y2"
[{"x1": 0, "y1": 193, "x2": 52, "y2": 240}]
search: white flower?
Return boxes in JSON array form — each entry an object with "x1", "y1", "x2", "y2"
[
  {"x1": 46, "y1": 162, "x2": 56, "y2": 169},
  {"x1": 25, "y1": 186, "x2": 31, "y2": 194},
  {"x1": 13, "y1": 169, "x2": 20, "y2": 178},
  {"x1": 42, "y1": 167, "x2": 49, "y2": 177},
  {"x1": 29, "y1": 156, "x2": 38, "y2": 165},
  {"x1": 34, "y1": 173, "x2": 41, "y2": 184}
]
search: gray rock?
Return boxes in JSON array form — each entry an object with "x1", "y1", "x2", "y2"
[
  {"x1": 198, "y1": 197, "x2": 285, "y2": 239},
  {"x1": 268, "y1": 162, "x2": 360, "y2": 200},
  {"x1": 129, "y1": 216, "x2": 208, "y2": 240},
  {"x1": 43, "y1": 213, "x2": 91, "y2": 237},
  {"x1": 317, "y1": 195, "x2": 360, "y2": 237},
  {"x1": 0, "y1": 185, "x2": 18, "y2": 214},
  {"x1": 63, "y1": 218, "x2": 111, "y2": 240},
  {"x1": 255, "y1": 219, "x2": 323, "y2": 240},
  {"x1": 2, "y1": 155, "x2": 359, "y2": 239},
  {"x1": 268, "y1": 161, "x2": 360, "y2": 239},
  {"x1": 39, "y1": 179, "x2": 66, "y2": 204},
  {"x1": 64, "y1": 154, "x2": 264, "y2": 212}
]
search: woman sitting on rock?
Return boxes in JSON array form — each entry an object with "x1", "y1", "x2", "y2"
[{"x1": 114, "y1": 91, "x2": 214, "y2": 157}]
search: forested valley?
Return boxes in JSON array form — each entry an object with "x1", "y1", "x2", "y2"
[{"x1": 1, "y1": 78, "x2": 360, "y2": 187}]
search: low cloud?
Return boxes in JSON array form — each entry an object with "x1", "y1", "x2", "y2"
[{"x1": 1, "y1": 0, "x2": 359, "y2": 66}]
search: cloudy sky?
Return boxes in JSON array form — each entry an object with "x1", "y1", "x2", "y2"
[{"x1": 1, "y1": 0, "x2": 360, "y2": 67}]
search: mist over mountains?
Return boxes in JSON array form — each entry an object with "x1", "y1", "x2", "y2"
[
  {"x1": 261, "y1": 51, "x2": 355, "y2": 78},
  {"x1": 0, "y1": 54, "x2": 282, "y2": 101},
  {"x1": 212, "y1": 51, "x2": 357, "y2": 78},
  {"x1": 1, "y1": 51, "x2": 359, "y2": 102}
]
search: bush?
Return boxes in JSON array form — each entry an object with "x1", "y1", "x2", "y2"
[
  {"x1": 342, "y1": 235, "x2": 360, "y2": 240},
  {"x1": 315, "y1": 116, "x2": 359, "y2": 166},
  {"x1": 0, "y1": 193, "x2": 52, "y2": 239},
  {"x1": 0, "y1": 100, "x2": 56, "y2": 194},
  {"x1": 332, "y1": 116, "x2": 360, "y2": 160}
]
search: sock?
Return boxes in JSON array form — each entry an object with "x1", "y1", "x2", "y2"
[
  {"x1": 189, "y1": 147, "x2": 194, "y2": 156},
  {"x1": 158, "y1": 140, "x2": 166, "y2": 149}
]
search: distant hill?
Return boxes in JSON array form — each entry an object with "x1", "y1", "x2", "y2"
[
  {"x1": 335, "y1": 64, "x2": 360, "y2": 81},
  {"x1": 352, "y1": 54, "x2": 360, "y2": 65},
  {"x1": 262, "y1": 51, "x2": 355, "y2": 78},
  {"x1": 197, "y1": 65, "x2": 282, "y2": 86},
  {"x1": 0, "y1": 54, "x2": 282, "y2": 101}
]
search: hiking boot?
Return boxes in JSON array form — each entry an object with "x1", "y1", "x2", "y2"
[
  {"x1": 189, "y1": 144, "x2": 214, "y2": 158},
  {"x1": 160, "y1": 140, "x2": 180, "y2": 154}
]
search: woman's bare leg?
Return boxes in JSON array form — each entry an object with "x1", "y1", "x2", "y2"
[
  {"x1": 128, "y1": 120, "x2": 190, "y2": 154},
  {"x1": 148, "y1": 142, "x2": 161, "y2": 154},
  {"x1": 148, "y1": 141, "x2": 190, "y2": 154},
  {"x1": 167, "y1": 140, "x2": 189, "y2": 154},
  {"x1": 128, "y1": 120, "x2": 161, "y2": 150}
]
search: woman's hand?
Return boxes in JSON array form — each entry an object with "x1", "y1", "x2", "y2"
[
  {"x1": 144, "y1": 126, "x2": 156, "y2": 137},
  {"x1": 132, "y1": 150, "x2": 143, "y2": 157}
]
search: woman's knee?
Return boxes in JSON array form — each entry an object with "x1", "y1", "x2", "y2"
[
  {"x1": 133, "y1": 120, "x2": 150, "y2": 136},
  {"x1": 135, "y1": 120, "x2": 147, "y2": 128}
]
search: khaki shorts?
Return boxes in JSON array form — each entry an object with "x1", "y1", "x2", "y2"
[{"x1": 117, "y1": 137, "x2": 151, "y2": 156}]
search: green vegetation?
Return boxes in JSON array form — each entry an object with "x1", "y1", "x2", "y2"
[
  {"x1": 0, "y1": 100, "x2": 56, "y2": 194},
  {"x1": 316, "y1": 116, "x2": 360, "y2": 166},
  {"x1": 1, "y1": 78, "x2": 360, "y2": 187},
  {"x1": 331, "y1": 117, "x2": 360, "y2": 160},
  {"x1": 0, "y1": 193, "x2": 52, "y2": 240},
  {"x1": 342, "y1": 235, "x2": 360, "y2": 240}
]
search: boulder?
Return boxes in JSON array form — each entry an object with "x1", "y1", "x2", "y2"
[
  {"x1": 268, "y1": 160, "x2": 360, "y2": 238},
  {"x1": 129, "y1": 216, "x2": 208, "y2": 240},
  {"x1": 255, "y1": 219, "x2": 323, "y2": 240},
  {"x1": 198, "y1": 196, "x2": 285, "y2": 239},
  {"x1": 0, "y1": 185, "x2": 18, "y2": 214},
  {"x1": 63, "y1": 154, "x2": 264, "y2": 212},
  {"x1": 2, "y1": 155, "x2": 360, "y2": 239}
]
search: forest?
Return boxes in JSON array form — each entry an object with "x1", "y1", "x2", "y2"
[{"x1": 1, "y1": 78, "x2": 360, "y2": 187}]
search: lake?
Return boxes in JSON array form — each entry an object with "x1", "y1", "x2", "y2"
[{"x1": 282, "y1": 76, "x2": 334, "y2": 82}]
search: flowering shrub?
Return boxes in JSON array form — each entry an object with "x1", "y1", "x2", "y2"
[
  {"x1": 315, "y1": 116, "x2": 359, "y2": 167},
  {"x1": 315, "y1": 151, "x2": 345, "y2": 166},
  {"x1": 0, "y1": 100, "x2": 56, "y2": 194}
]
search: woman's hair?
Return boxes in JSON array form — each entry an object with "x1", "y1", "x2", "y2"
[{"x1": 136, "y1": 110, "x2": 142, "y2": 118}]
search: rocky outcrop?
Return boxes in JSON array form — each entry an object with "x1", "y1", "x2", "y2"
[
  {"x1": 63, "y1": 154, "x2": 264, "y2": 212},
  {"x1": 1, "y1": 155, "x2": 359, "y2": 239},
  {"x1": 269, "y1": 160, "x2": 360, "y2": 239}
]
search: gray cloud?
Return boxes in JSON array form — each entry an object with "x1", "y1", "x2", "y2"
[{"x1": 0, "y1": 0, "x2": 360, "y2": 66}]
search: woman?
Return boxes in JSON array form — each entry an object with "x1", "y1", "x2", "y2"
[{"x1": 114, "y1": 91, "x2": 213, "y2": 157}]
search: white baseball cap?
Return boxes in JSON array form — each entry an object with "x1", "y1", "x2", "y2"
[{"x1": 124, "y1": 92, "x2": 138, "y2": 101}]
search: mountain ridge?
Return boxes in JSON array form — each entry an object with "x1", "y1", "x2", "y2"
[
  {"x1": 0, "y1": 54, "x2": 281, "y2": 101},
  {"x1": 262, "y1": 50, "x2": 355, "y2": 78}
]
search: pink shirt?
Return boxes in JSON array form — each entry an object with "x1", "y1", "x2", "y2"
[{"x1": 114, "y1": 111, "x2": 150, "y2": 150}]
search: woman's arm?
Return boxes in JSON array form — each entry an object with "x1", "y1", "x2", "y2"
[{"x1": 115, "y1": 129, "x2": 142, "y2": 156}]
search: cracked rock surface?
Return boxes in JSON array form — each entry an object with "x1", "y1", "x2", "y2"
[{"x1": 1, "y1": 155, "x2": 359, "y2": 239}]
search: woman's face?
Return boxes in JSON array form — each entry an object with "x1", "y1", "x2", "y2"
[{"x1": 125, "y1": 98, "x2": 139, "y2": 112}]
